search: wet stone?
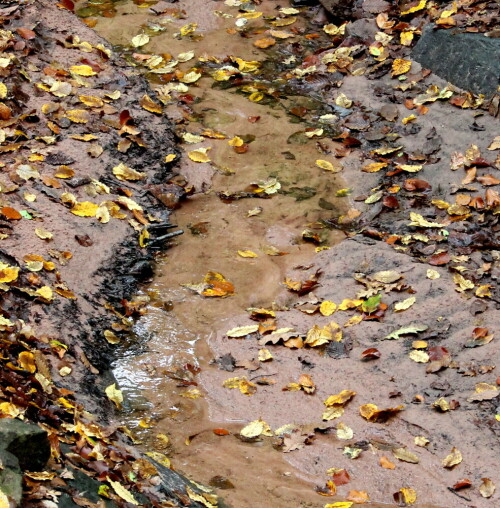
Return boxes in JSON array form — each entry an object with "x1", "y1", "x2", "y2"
[{"x1": 412, "y1": 25, "x2": 500, "y2": 96}]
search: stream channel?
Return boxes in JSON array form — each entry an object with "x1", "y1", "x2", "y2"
[{"x1": 75, "y1": 1, "x2": 433, "y2": 507}]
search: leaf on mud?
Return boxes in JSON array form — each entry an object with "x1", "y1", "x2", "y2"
[
  {"x1": 372, "y1": 270, "x2": 402, "y2": 284},
  {"x1": 240, "y1": 419, "x2": 272, "y2": 438},
  {"x1": 380, "y1": 456, "x2": 396, "y2": 469},
  {"x1": 346, "y1": 491, "x2": 369, "y2": 504},
  {"x1": 66, "y1": 109, "x2": 90, "y2": 123},
  {"x1": 112, "y1": 162, "x2": 145, "y2": 181},
  {"x1": 108, "y1": 479, "x2": 138, "y2": 506},
  {"x1": 442, "y1": 447, "x2": 462, "y2": 468},
  {"x1": 414, "y1": 436, "x2": 429, "y2": 447},
  {"x1": 223, "y1": 376, "x2": 256, "y2": 395},
  {"x1": 324, "y1": 390, "x2": 356, "y2": 407},
  {"x1": 226, "y1": 325, "x2": 259, "y2": 338},
  {"x1": 131, "y1": 33, "x2": 149, "y2": 48},
  {"x1": 320, "y1": 300, "x2": 337, "y2": 316},
  {"x1": 391, "y1": 59, "x2": 411, "y2": 77},
  {"x1": 254, "y1": 37, "x2": 276, "y2": 49},
  {"x1": 258, "y1": 348, "x2": 273, "y2": 362},
  {"x1": 384, "y1": 324, "x2": 428, "y2": 340},
  {"x1": 467, "y1": 383, "x2": 498, "y2": 402},
  {"x1": 409, "y1": 212, "x2": 444, "y2": 228},
  {"x1": 479, "y1": 478, "x2": 496, "y2": 498},
  {"x1": 298, "y1": 374, "x2": 316, "y2": 394},
  {"x1": 394, "y1": 297, "x2": 416, "y2": 311},
  {"x1": 426, "y1": 269, "x2": 440, "y2": 279},
  {"x1": 392, "y1": 447, "x2": 419, "y2": 464},
  {"x1": 140, "y1": 94, "x2": 162, "y2": 114},
  {"x1": 0, "y1": 263, "x2": 19, "y2": 283},
  {"x1": 70, "y1": 64, "x2": 96, "y2": 76},
  {"x1": 409, "y1": 350, "x2": 429, "y2": 363},
  {"x1": 359, "y1": 403, "x2": 404, "y2": 423},
  {"x1": 453, "y1": 273, "x2": 474, "y2": 292},
  {"x1": 336, "y1": 422, "x2": 353, "y2": 440},
  {"x1": 188, "y1": 148, "x2": 211, "y2": 163},
  {"x1": 105, "y1": 383, "x2": 123, "y2": 409},
  {"x1": 362, "y1": 162, "x2": 387, "y2": 173},
  {"x1": 71, "y1": 201, "x2": 99, "y2": 217},
  {"x1": 396, "y1": 488, "x2": 417, "y2": 505},
  {"x1": 305, "y1": 324, "x2": 332, "y2": 347}
]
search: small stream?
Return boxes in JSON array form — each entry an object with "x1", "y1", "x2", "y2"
[{"x1": 76, "y1": 1, "x2": 361, "y2": 506}]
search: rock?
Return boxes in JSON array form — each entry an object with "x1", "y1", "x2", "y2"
[
  {"x1": 319, "y1": 0, "x2": 362, "y2": 19},
  {"x1": 0, "y1": 418, "x2": 50, "y2": 471},
  {"x1": 412, "y1": 25, "x2": 500, "y2": 97},
  {"x1": 0, "y1": 448, "x2": 23, "y2": 505}
]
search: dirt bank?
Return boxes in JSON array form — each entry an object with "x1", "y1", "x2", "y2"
[{"x1": 0, "y1": 1, "x2": 218, "y2": 506}]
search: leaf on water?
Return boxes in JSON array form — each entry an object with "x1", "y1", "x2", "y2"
[
  {"x1": 240, "y1": 419, "x2": 272, "y2": 438},
  {"x1": 131, "y1": 33, "x2": 149, "y2": 48},
  {"x1": 226, "y1": 325, "x2": 259, "y2": 338},
  {"x1": 426, "y1": 269, "x2": 440, "y2": 279},
  {"x1": 442, "y1": 447, "x2": 462, "y2": 468},
  {"x1": 105, "y1": 383, "x2": 123, "y2": 409},
  {"x1": 238, "y1": 250, "x2": 257, "y2": 258},
  {"x1": 183, "y1": 271, "x2": 234, "y2": 297},
  {"x1": 316, "y1": 159, "x2": 341, "y2": 172}
]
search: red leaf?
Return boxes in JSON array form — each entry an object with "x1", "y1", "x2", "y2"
[
  {"x1": 16, "y1": 28, "x2": 36, "y2": 40},
  {"x1": 57, "y1": 0, "x2": 74, "y2": 11},
  {"x1": 404, "y1": 178, "x2": 431, "y2": 191},
  {"x1": 361, "y1": 348, "x2": 381, "y2": 360},
  {"x1": 332, "y1": 469, "x2": 350, "y2": 486},
  {"x1": 452, "y1": 479, "x2": 472, "y2": 490},
  {"x1": 428, "y1": 252, "x2": 451, "y2": 266},
  {"x1": 213, "y1": 428, "x2": 231, "y2": 436},
  {"x1": 383, "y1": 196, "x2": 399, "y2": 209}
]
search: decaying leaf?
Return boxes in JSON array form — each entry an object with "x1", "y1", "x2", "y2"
[
  {"x1": 442, "y1": 447, "x2": 462, "y2": 468},
  {"x1": 226, "y1": 325, "x2": 259, "y2": 338},
  {"x1": 360, "y1": 403, "x2": 404, "y2": 423},
  {"x1": 392, "y1": 447, "x2": 419, "y2": 464},
  {"x1": 479, "y1": 478, "x2": 495, "y2": 498}
]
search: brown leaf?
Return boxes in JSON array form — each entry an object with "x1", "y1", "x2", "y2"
[
  {"x1": 332, "y1": 469, "x2": 350, "y2": 486},
  {"x1": 380, "y1": 456, "x2": 396, "y2": 469},
  {"x1": 479, "y1": 478, "x2": 495, "y2": 498},
  {"x1": 404, "y1": 178, "x2": 431, "y2": 191},
  {"x1": 1, "y1": 206, "x2": 22, "y2": 220},
  {"x1": 452, "y1": 479, "x2": 472, "y2": 490},
  {"x1": 477, "y1": 174, "x2": 500, "y2": 186},
  {"x1": 361, "y1": 348, "x2": 381, "y2": 361},
  {"x1": 428, "y1": 252, "x2": 450, "y2": 266}
]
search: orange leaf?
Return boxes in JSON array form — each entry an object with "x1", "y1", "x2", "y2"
[
  {"x1": 1, "y1": 207, "x2": 22, "y2": 220},
  {"x1": 380, "y1": 456, "x2": 396, "y2": 469},
  {"x1": 347, "y1": 490, "x2": 369, "y2": 503},
  {"x1": 213, "y1": 428, "x2": 231, "y2": 436}
]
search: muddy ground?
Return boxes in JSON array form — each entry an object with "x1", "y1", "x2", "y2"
[{"x1": 0, "y1": 0, "x2": 499, "y2": 507}]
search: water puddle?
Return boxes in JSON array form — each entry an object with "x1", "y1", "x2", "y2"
[{"x1": 76, "y1": 1, "x2": 416, "y2": 506}]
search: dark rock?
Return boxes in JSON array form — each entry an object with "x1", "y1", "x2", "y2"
[
  {"x1": 147, "y1": 183, "x2": 186, "y2": 209},
  {"x1": 412, "y1": 25, "x2": 500, "y2": 97},
  {"x1": 0, "y1": 418, "x2": 50, "y2": 471},
  {"x1": 0, "y1": 448, "x2": 22, "y2": 505},
  {"x1": 319, "y1": 0, "x2": 363, "y2": 20},
  {"x1": 130, "y1": 259, "x2": 154, "y2": 280}
]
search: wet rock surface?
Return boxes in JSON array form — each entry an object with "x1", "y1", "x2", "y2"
[{"x1": 413, "y1": 25, "x2": 500, "y2": 96}]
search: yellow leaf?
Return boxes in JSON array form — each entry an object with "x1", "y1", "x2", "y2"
[
  {"x1": 112, "y1": 162, "x2": 145, "y2": 181},
  {"x1": 322, "y1": 406, "x2": 345, "y2": 421},
  {"x1": 35, "y1": 227, "x2": 53, "y2": 240},
  {"x1": 392, "y1": 59, "x2": 412, "y2": 77},
  {"x1": 70, "y1": 65, "x2": 96, "y2": 76},
  {"x1": 140, "y1": 94, "x2": 163, "y2": 114},
  {"x1": 442, "y1": 447, "x2": 462, "y2": 468},
  {"x1": 324, "y1": 390, "x2": 356, "y2": 407},
  {"x1": 146, "y1": 451, "x2": 171, "y2": 468},
  {"x1": 104, "y1": 330, "x2": 120, "y2": 344},
  {"x1": 180, "y1": 71, "x2": 201, "y2": 84},
  {"x1": 409, "y1": 350, "x2": 429, "y2": 363},
  {"x1": 139, "y1": 228, "x2": 149, "y2": 248},
  {"x1": 258, "y1": 348, "x2": 273, "y2": 362},
  {"x1": 79, "y1": 95, "x2": 103, "y2": 107},
  {"x1": 400, "y1": 31, "x2": 414, "y2": 46},
  {"x1": 228, "y1": 136, "x2": 244, "y2": 147},
  {"x1": 338, "y1": 299, "x2": 362, "y2": 310},
  {"x1": 234, "y1": 58, "x2": 261, "y2": 73},
  {"x1": 360, "y1": 403, "x2": 404, "y2": 422},
  {"x1": 305, "y1": 324, "x2": 332, "y2": 347},
  {"x1": 336, "y1": 422, "x2": 353, "y2": 440},
  {"x1": 226, "y1": 325, "x2": 259, "y2": 338},
  {"x1": 362, "y1": 162, "x2": 387, "y2": 173},
  {"x1": 18, "y1": 351, "x2": 36, "y2": 373},
  {"x1": 240, "y1": 419, "x2": 272, "y2": 438},
  {"x1": 335, "y1": 93, "x2": 352, "y2": 108},
  {"x1": 0, "y1": 83, "x2": 7, "y2": 99},
  {"x1": 409, "y1": 212, "x2": 444, "y2": 228},
  {"x1": 108, "y1": 479, "x2": 138, "y2": 505},
  {"x1": 402, "y1": 114, "x2": 417, "y2": 125},
  {"x1": 414, "y1": 436, "x2": 429, "y2": 447},
  {"x1": 324, "y1": 503, "x2": 353, "y2": 508},
  {"x1": 131, "y1": 33, "x2": 149, "y2": 48},
  {"x1": 180, "y1": 23, "x2": 197, "y2": 36},
  {"x1": 66, "y1": 109, "x2": 90, "y2": 123},
  {"x1": 320, "y1": 300, "x2": 337, "y2": 316},
  {"x1": 426, "y1": 269, "x2": 440, "y2": 279},
  {"x1": 399, "y1": 488, "x2": 417, "y2": 504},
  {"x1": 36, "y1": 286, "x2": 54, "y2": 302},
  {"x1": 453, "y1": 273, "x2": 474, "y2": 292},
  {"x1": 105, "y1": 383, "x2": 123, "y2": 409},
  {"x1": 344, "y1": 315, "x2": 363, "y2": 327},
  {"x1": 316, "y1": 159, "x2": 341, "y2": 172},
  {"x1": 71, "y1": 201, "x2": 99, "y2": 217},
  {"x1": 237, "y1": 250, "x2": 257, "y2": 258},
  {"x1": 394, "y1": 296, "x2": 416, "y2": 311},
  {"x1": 249, "y1": 91, "x2": 264, "y2": 102},
  {"x1": 0, "y1": 263, "x2": 19, "y2": 283},
  {"x1": 164, "y1": 154, "x2": 177, "y2": 162},
  {"x1": 398, "y1": 164, "x2": 422, "y2": 173},
  {"x1": 401, "y1": 0, "x2": 427, "y2": 15},
  {"x1": 188, "y1": 148, "x2": 211, "y2": 163},
  {"x1": 392, "y1": 447, "x2": 419, "y2": 463}
]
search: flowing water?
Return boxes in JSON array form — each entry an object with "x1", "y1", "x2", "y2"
[{"x1": 76, "y1": 2, "x2": 437, "y2": 506}]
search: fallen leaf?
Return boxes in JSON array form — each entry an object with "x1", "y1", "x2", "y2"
[
  {"x1": 238, "y1": 250, "x2": 258, "y2": 258},
  {"x1": 131, "y1": 33, "x2": 149, "y2": 48},
  {"x1": 392, "y1": 59, "x2": 411, "y2": 77},
  {"x1": 380, "y1": 456, "x2": 396, "y2": 469},
  {"x1": 113, "y1": 162, "x2": 145, "y2": 181},
  {"x1": 442, "y1": 447, "x2": 462, "y2": 468},
  {"x1": 360, "y1": 404, "x2": 404, "y2": 423},
  {"x1": 394, "y1": 296, "x2": 416, "y2": 311},
  {"x1": 108, "y1": 479, "x2": 138, "y2": 505},
  {"x1": 105, "y1": 383, "x2": 123, "y2": 409},
  {"x1": 392, "y1": 447, "x2": 419, "y2": 464},
  {"x1": 479, "y1": 478, "x2": 495, "y2": 498},
  {"x1": 336, "y1": 422, "x2": 353, "y2": 440},
  {"x1": 226, "y1": 325, "x2": 259, "y2": 338},
  {"x1": 188, "y1": 148, "x2": 211, "y2": 163},
  {"x1": 240, "y1": 419, "x2": 272, "y2": 438},
  {"x1": 385, "y1": 324, "x2": 428, "y2": 340}
]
